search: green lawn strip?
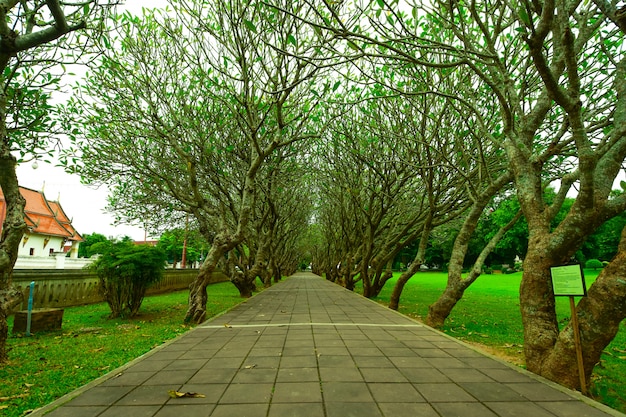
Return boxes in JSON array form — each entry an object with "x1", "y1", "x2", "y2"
[
  {"x1": 0, "y1": 281, "x2": 243, "y2": 417},
  {"x1": 358, "y1": 270, "x2": 626, "y2": 413}
]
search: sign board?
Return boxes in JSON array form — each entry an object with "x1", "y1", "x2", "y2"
[{"x1": 550, "y1": 264, "x2": 587, "y2": 297}]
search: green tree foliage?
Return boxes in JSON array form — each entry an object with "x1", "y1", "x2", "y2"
[
  {"x1": 586, "y1": 259, "x2": 604, "y2": 270},
  {"x1": 77, "y1": 233, "x2": 109, "y2": 258},
  {"x1": 580, "y1": 212, "x2": 626, "y2": 262},
  {"x1": 90, "y1": 242, "x2": 167, "y2": 318},
  {"x1": 157, "y1": 228, "x2": 208, "y2": 268}
]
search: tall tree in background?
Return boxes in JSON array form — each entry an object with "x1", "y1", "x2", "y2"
[{"x1": 0, "y1": 0, "x2": 116, "y2": 363}]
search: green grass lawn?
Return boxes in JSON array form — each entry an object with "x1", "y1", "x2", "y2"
[
  {"x1": 356, "y1": 270, "x2": 626, "y2": 412},
  {"x1": 0, "y1": 281, "x2": 244, "y2": 417}
]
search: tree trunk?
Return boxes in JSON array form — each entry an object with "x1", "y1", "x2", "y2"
[
  {"x1": 361, "y1": 263, "x2": 373, "y2": 297},
  {"x1": 539, "y1": 227, "x2": 626, "y2": 390},
  {"x1": 262, "y1": 269, "x2": 272, "y2": 288},
  {"x1": 185, "y1": 264, "x2": 214, "y2": 324},
  {"x1": 326, "y1": 267, "x2": 337, "y2": 282},
  {"x1": 247, "y1": 238, "x2": 271, "y2": 290},
  {"x1": 0, "y1": 151, "x2": 28, "y2": 362},
  {"x1": 389, "y1": 258, "x2": 422, "y2": 311},
  {"x1": 389, "y1": 217, "x2": 432, "y2": 310},
  {"x1": 426, "y1": 282, "x2": 469, "y2": 328},
  {"x1": 273, "y1": 265, "x2": 282, "y2": 283},
  {"x1": 363, "y1": 258, "x2": 393, "y2": 298},
  {"x1": 426, "y1": 206, "x2": 521, "y2": 328},
  {"x1": 185, "y1": 234, "x2": 231, "y2": 323},
  {"x1": 367, "y1": 268, "x2": 393, "y2": 298},
  {"x1": 344, "y1": 273, "x2": 355, "y2": 291},
  {"x1": 0, "y1": 84, "x2": 28, "y2": 362},
  {"x1": 519, "y1": 241, "x2": 563, "y2": 374},
  {"x1": 231, "y1": 271, "x2": 256, "y2": 298}
]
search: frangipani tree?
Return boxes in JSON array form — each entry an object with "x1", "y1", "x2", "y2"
[
  {"x1": 66, "y1": 0, "x2": 333, "y2": 323},
  {"x1": 298, "y1": 0, "x2": 626, "y2": 390}
]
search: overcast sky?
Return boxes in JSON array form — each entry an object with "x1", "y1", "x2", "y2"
[{"x1": 15, "y1": 0, "x2": 171, "y2": 241}]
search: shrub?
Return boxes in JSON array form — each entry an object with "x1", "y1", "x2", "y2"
[
  {"x1": 90, "y1": 243, "x2": 167, "y2": 318},
  {"x1": 585, "y1": 259, "x2": 604, "y2": 270}
]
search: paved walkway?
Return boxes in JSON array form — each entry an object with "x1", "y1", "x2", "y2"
[{"x1": 34, "y1": 272, "x2": 623, "y2": 417}]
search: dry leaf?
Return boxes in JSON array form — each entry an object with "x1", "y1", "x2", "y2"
[
  {"x1": 168, "y1": 390, "x2": 206, "y2": 399},
  {"x1": 0, "y1": 394, "x2": 29, "y2": 402},
  {"x1": 244, "y1": 364, "x2": 257, "y2": 369},
  {"x1": 223, "y1": 324, "x2": 232, "y2": 328}
]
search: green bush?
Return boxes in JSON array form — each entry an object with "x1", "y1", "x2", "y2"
[
  {"x1": 90, "y1": 243, "x2": 167, "y2": 318},
  {"x1": 586, "y1": 259, "x2": 604, "y2": 270}
]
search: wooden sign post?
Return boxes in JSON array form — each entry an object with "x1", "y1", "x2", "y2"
[{"x1": 550, "y1": 264, "x2": 588, "y2": 395}]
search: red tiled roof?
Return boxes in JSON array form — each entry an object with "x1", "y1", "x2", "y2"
[
  {"x1": 0, "y1": 186, "x2": 83, "y2": 241},
  {"x1": 47, "y1": 200, "x2": 82, "y2": 240}
]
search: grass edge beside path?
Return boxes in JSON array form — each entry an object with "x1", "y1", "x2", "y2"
[{"x1": 0, "y1": 280, "x2": 246, "y2": 417}]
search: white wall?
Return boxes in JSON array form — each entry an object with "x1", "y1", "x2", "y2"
[
  {"x1": 17, "y1": 234, "x2": 65, "y2": 258},
  {"x1": 14, "y1": 254, "x2": 94, "y2": 269}
]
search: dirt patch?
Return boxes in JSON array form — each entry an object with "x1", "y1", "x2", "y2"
[{"x1": 465, "y1": 340, "x2": 526, "y2": 367}]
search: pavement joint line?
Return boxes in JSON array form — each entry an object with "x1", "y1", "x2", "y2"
[{"x1": 200, "y1": 322, "x2": 424, "y2": 328}]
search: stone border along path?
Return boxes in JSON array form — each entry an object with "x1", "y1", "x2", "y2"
[{"x1": 32, "y1": 272, "x2": 625, "y2": 417}]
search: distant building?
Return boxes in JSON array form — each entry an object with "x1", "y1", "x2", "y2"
[
  {"x1": 0, "y1": 186, "x2": 83, "y2": 267},
  {"x1": 134, "y1": 240, "x2": 158, "y2": 247}
]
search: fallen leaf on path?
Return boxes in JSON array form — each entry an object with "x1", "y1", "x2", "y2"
[
  {"x1": 244, "y1": 364, "x2": 257, "y2": 369},
  {"x1": 224, "y1": 323, "x2": 232, "y2": 328},
  {"x1": 168, "y1": 390, "x2": 206, "y2": 399}
]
